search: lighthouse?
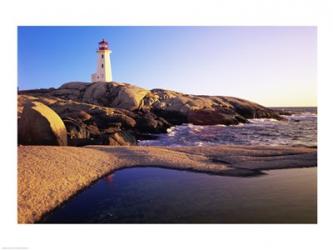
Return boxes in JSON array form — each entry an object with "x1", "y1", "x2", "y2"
[{"x1": 91, "y1": 39, "x2": 112, "y2": 82}]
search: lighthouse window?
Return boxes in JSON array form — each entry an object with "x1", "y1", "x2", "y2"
[
  {"x1": 101, "y1": 54, "x2": 104, "y2": 58},
  {"x1": 101, "y1": 64, "x2": 104, "y2": 68}
]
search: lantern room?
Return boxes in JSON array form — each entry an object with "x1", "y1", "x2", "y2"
[{"x1": 98, "y1": 39, "x2": 109, "y2": 50}]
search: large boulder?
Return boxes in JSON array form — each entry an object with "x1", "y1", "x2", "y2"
[
  {"x1": 82, "y1": 82, "x2": 149, "y2": 110},
  {"x1": 110, "y1": 83, "x2": 149, "y2": 110},
  {"x1": 18, "y1": 101, "x2": 67, "y2": 146},
  {"x1": 82, "y1": 82, "x2": 109, "y2": 105},
  {"x1": 135, "y1": 111, "x2": 171, "y2": 133}
]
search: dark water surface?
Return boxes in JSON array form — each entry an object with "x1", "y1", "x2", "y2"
[{"x1": 40, "y1": 167, "x2": 317, "y2": 223}]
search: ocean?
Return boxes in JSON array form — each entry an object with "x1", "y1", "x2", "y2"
[{"x1": 139, "y1": 107, "x2": 317, "y2": 147}]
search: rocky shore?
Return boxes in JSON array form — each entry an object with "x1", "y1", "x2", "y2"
[
  {"x1": 18, "y1": 145, "x2": 317, "y2": 223},
  {"x1": 17, "y1": 81, "x2": 308, "y2": 224},
  {"x1": 18, "y1": 81, "x2": 283, "y2": 146}
]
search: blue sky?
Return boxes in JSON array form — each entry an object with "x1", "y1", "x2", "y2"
[{"x1": 18, "y1": 26, "x2": 316, "y2": 106}]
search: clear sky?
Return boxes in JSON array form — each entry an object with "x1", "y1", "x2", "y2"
[{"x1": 18, "y1": 26, "x2": 316, "y2": 107}]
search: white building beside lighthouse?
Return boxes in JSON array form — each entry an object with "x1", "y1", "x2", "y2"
[{"x1": 91, "y1": 39, "x2": 112, "y2": 82}]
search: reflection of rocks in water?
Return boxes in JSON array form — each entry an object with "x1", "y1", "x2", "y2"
[{"x1": 106, "y1": 175, "x2": 113, "y2": 183}]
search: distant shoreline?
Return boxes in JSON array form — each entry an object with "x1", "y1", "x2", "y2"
[{"x1": 269, "y1": 106, "x2": 317, "y2": 108}]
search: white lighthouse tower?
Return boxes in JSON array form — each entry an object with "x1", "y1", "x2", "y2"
[{"x1": 91, "y1": 39, "x2": 112, "y2": 82}]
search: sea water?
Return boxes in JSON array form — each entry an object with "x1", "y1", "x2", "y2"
[{"x1": 139, "y1": 107, "x2": 317, "y2": 147}]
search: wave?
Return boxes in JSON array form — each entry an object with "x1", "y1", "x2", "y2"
[
  {"x1": 248, "y1": 118, "x2": 280, "y2": 124},
  {"x1": 139, "y1": 110, "x2": 317, "y2": 147}
]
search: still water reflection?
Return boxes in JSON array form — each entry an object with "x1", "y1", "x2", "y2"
[{"x1": 40, "y1": 167, "x2": 317, "y2": 223}]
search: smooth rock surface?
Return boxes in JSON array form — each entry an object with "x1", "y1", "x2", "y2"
[{"x1": 18, "y1": 101, "x2": 67, "y2": 146}]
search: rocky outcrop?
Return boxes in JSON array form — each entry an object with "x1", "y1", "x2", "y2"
[
  {"x1": 18, "y1": 95, "x2": 138, "y2": 146},
  {"x1": 107, "y1": 83, "x2": 149, "y2": 111},
  {"x1": 52, "y1": 82, "x2": 88, "y2": 101},
  {"x1": 18, "y1": 100, "x2": 67, "y2": 146},
  {"x1": 187, "y1": 109, "x2": 247, "y2": 125},
  {"x1": 60, "y1": 81, "x2": 90, "y2": 90},
  {"x1": 18, "y1": 95, "x2": 171, "y2": 146},
  {"x1": 81, "y1": 82, "x2": 149, "y2": 110},
  {"x1": 135, "y1": 111, "x2": 171, "y2": 133},
  {"x1": 18, "y1": 81, "x2": 282, "y2": 146},
  {"x1": 19, "y1": 81, "x2": 281, "y2": 127},
  {"x1": 147, "y1": 89, "x2": 281, "y2": 125}
]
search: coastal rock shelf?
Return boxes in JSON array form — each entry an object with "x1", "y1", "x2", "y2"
[
  {"x1": 18, "y1": 81, "x2": 283, "y2": 147},
  {"x1": 18, "y1": 145, "x2": 317, "y2": 223}
]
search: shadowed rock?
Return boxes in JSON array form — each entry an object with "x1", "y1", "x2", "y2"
[
  {"x1": 18, "y1": 95, "x2": 139, "y2": 146},
  {"x1": 18, "y1": 94, "x2": 176, "y2": 146}
]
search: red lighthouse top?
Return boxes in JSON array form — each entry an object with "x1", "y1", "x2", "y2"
[{"x1": 98, "y1": 39, "x2": 109, "y2": 50}]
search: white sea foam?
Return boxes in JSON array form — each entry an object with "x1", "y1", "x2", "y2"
[{"x1": 248, "y1": 118, "x2": 280, "y2": 123}]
